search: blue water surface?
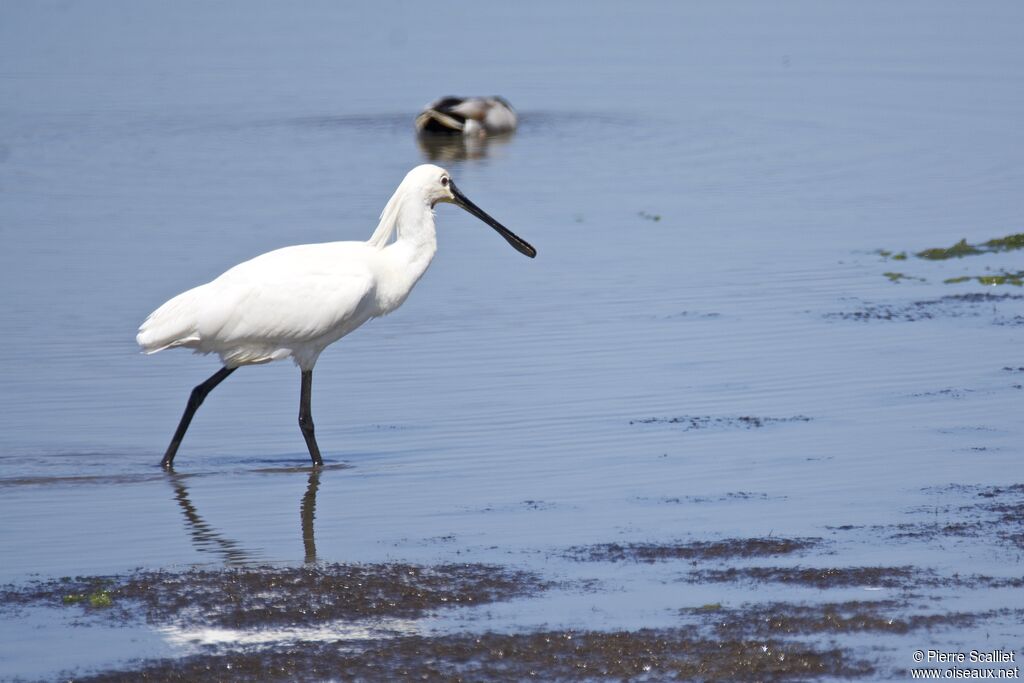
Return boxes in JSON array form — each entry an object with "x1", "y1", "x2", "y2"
[{"x1": 1, "y1": 2, "x2": 1023, "y2": 679}]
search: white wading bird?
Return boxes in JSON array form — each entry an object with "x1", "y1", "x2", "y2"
[
  {"x1": 415, "y1": 96, "x2": 517, "y2": 136},
  {"x1": 137, "y1": 164, "x2": 536, "y2": 469}
]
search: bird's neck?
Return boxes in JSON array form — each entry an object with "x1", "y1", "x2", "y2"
[
  {"x1": 393, "y1": 199, "x2": 438, "y2": 255},
  {"x1": 373, "y1": 199, "x2": 438, "y2": 314},
  {"x1": 368, "y1": 190, "x2": 437, "y2": 254},
  {"x1": 367, "y1": 189, "x2": 437, "y2": 295},
  {"x1": 380, "y1": 198, "x2": 438, "y2": 290}
]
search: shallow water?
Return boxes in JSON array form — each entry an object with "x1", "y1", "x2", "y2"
[{"x1": 2, "y1": 1, "x2": 1023, "y2": 680}]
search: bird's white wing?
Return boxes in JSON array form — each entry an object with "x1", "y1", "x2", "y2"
[{"x1": 195, "y1": 242, "x2": 378, "y2": 347}]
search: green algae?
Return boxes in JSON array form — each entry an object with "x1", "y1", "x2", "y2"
[
  {"x1": 694, "y1": 602, "x2": 723, "y2": 612},
  {"x1": 912, "y1": 232, "x2": 1024, "y2": 260},
  {"x1": 916, "y1": 238, "x2": 983, "y2": 260},
  {"x1": 877, "y1": 232, "x2": 1024, "y2": 286},
  {"x1": 62, "y1": 590, "x2": 113, "y2": 608},
  {"x1": 89, "y1": 591, "x2": 113, "y2": 608},
  {"x1": 978, "y1": 272, "x2": 1024, "y2": 286},
  {"x1": 944, "y1": 271, "x2": 1024, "y2": 287},
  {"x1": 883, "y1": 272, "x2": 925, "y2": 283},
  {"x1": 983, "y1": 233, "x2": 1024, "y2": 251}
]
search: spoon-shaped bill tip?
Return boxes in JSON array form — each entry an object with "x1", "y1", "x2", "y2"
[{"x1": 449, "y1": 181, "x2": 536, "y2": 258}]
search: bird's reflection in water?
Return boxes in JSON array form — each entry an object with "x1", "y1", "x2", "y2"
[
  {"x1": 416, "y1": 132, "x2": 514, "y2": 162},
  {"x1": 168, "y1": 473, "x2": 252, "y2": 565},
  {"x1": 300, "y1": 469, "x2": 320, "y2": 564},
  {"x1": 167, "y1": 468, "x2": 323, "y2": 565}
]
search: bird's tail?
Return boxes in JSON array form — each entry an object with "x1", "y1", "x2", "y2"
[{"x1": 136, "y1": 285, "x2": 206, "y2": 353}]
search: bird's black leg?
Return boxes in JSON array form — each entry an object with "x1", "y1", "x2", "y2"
[
  {"x1": 298, "y1": 369, "x2": 324, "y2": 467},
  {"x1": 161, "y1": 366, "x2": 236, "y2": 469}
]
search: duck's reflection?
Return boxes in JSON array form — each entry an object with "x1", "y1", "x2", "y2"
[
  {"x1": 416, "y1": 132, "x2": 514, "y2": 162},
  {"x1": 167, "y1": 468, "x2": 322, "y2": 565}
]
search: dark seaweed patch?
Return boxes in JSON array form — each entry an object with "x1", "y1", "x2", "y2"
[
  {"x1": 630, "y1": 415, "x2": 811, "y2": 430},
  {"x1": 910, "y1": 387, "x2": 974, "y2": 399},
  {"x1": 879, "y1": 483, "x2": 1024, "y2": 550},
  {"x1": 688, "y1": 565, "x2": 919, "y2": 589},
  {"x1": 687, "y1": 564, "x2": 1024, "y2": 590},
  {"x1": 684, "y1": 601, "x2": 986, "y2": 637},
  {"x1": 826, "y1": 292, "x2": 1024, "y2": 322},
  {"x1": 567, "y1": 537, "x2": 819, "y2": 563},
  {"x1": 0, "y1": 563, "x2": 546, "y2": 628},
  {"x1": 64, "y1": 629, "x2": 874, "y2": 682},
  {"x1": 638, "y1": 491, "x2": 775, "y2": 504},
  {"x1": 662, "y1": 310, "x2": 722, "y2": 319}
]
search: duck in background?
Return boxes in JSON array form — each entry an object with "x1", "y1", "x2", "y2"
[{"x1": 415, "y1": 96, "x2": 518, "y2": 137}]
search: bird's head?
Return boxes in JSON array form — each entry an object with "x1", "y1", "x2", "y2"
[{"x1": 403, "y1": 164, "x2": 536, "y2": 258}]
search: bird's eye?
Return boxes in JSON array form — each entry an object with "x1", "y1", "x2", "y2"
[{"x1": 440, "y1": 176, "x2": 449, "y2": 187}]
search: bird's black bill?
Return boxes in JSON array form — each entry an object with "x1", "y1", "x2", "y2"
[{"x1": 449, "y1": 181, "x2": 537, "y2": 258}]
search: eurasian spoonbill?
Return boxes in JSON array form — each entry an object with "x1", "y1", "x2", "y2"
[{"x1": 138, "y1": 164, "x2": 536, "y2": 469}]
